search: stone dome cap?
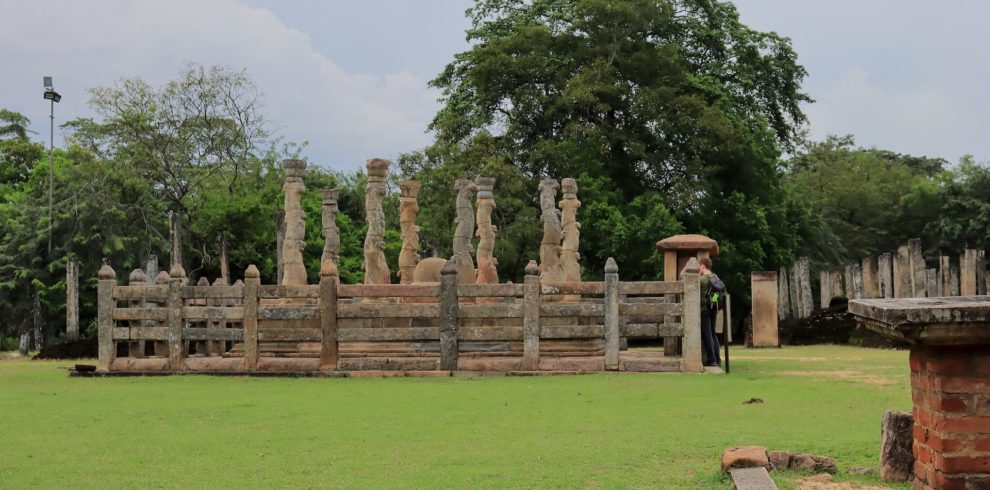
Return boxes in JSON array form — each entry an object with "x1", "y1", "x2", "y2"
[{"x1": 656, "y1": 234, "x2": 719, "y2": 256}]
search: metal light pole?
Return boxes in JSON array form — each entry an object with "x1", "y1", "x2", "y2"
[{"x1": 43, "y1": 76, "x2": 61, "y2": 256}]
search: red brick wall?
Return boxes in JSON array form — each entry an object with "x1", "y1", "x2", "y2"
[{"x1": 910, "y1": 344, "x2": 990, "y2": 489}]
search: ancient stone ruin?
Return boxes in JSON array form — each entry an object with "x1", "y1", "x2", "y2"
[{"x1": 93, "y1": 159, "x2": 706, "y2": 375}]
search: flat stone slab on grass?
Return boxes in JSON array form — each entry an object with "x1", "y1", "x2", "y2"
[{"x1": 729, "y1": 467, "x2": 778, "y2": 490}]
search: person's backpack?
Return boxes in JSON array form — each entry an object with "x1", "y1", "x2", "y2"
[{"x1": 705, "y1": 274, "x2": 727, "y2": 311}]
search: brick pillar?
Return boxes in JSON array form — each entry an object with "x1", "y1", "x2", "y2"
[{"x1": 909, "y1": 345, "x2": 990, "y2": 489}]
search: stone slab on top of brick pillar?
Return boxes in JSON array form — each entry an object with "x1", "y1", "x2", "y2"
[{"x1": 849, "y1": 296, "x2": 990, "y2": 489}]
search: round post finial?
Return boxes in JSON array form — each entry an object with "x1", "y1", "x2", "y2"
[
  {"x1": 155, "y1": 271, "x2": 170, "y2": 284},
  {"x1": 604, "y1": 257, "x2": 618, "y2": 274},
  {"x1": 98, "y1": 261, "x2": 116, "y2": 280},
  {"x1": 169, "y1": 264, "x2": 186, "y2": 279},
  {"x1": 244, "y1": 264, "x2": 260, "y2": 279},
  {"x1": 128, "y1": 268, "x2": 147, "y2": 283},
  {"x1": 525, "y1": 260, "x2": 540, "y2": 276}
]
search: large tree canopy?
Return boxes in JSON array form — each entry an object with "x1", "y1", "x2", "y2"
[
  {"x1": 429, "y1": 0, "x2": 810, "y2": 205},
  {"x1": 404, "y1": 0, "x2": 813, "y2": 307}
]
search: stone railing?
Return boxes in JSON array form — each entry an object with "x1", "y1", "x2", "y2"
[{"x1": 97, "y1": 258, "x2": 703, "y2": 374}]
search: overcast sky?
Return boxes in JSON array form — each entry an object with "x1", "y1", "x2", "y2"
[{"x1": 1, "y1": 0, "x2": 987, "y2": 172}]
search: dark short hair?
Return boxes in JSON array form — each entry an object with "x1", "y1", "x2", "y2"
[{"x1": 700, "y1": 257, "x2": 712, "y2": 269}]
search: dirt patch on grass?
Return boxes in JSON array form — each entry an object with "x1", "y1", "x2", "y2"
[
  {"x1": 735, "y1": 356, "x2": 829, "y2": 362},
  {"x1": 778, "y1": 370, "x2": 895, "y2": 386},
  {"x1": 798, "y1": 473, "x2": 893, "y2": 489}
]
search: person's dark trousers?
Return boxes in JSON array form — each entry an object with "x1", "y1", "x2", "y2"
[{"x1": 700, "y1": 309, "x2": 721, "y2": 366}]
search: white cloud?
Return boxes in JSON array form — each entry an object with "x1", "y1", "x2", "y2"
[{"x1": 0, "y1": 0, "x2": 440, "y2": 172}]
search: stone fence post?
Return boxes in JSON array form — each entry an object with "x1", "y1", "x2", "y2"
[
  {"x1": 320, "y1": 260, "x2": 339, "y2": 371},
  {"x1": 522, "y1": 261, "x2": 541, "y2": 371},
  {"x1": 166, "y1": 264, "x2": 186, "y2": 371},
  {"x1": 97, "y1": 262, "x2": 116, "y2": 372},
  {"x1": 66, "y1": 258, "x2": 79, "y2": 341},
  {"x1": 242, "y1": 265, "x2": 260, "y2": 371},
  {"x1": 439, "y1": 259, "x2": 459, "y2": 370},
  {"x1": 681, "y1": 258, "x2": 702, "y2": 372},
  {"x1": 604, "y1": 258, "x2": 620, "y2": 370}
]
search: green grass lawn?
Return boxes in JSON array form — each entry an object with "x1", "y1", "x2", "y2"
[{"x1": 0, "y1": 345, "x2": 912, "y2": 489}]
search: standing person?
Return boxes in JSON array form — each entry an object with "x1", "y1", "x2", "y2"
[{"x1": 698, "y1": 258, "x2": 722, "y2": 367}]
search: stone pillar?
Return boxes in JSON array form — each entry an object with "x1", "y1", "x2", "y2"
[
  {"x1": 451, "y1": 178, "x2": 477, "y2": 284},
  {"x1": 274, "y1": 211, "x2": 285, "y2": 285},
  {"x1": 880, "y1": 410, "x2": 914, "y2": 482},
  {"x1": 780, "y1": 267, "x2": 792, "y2": 318},
  {"x1": 925, "y1": 269, "x2": 938, "y2": 299},
  {"x1": 680, "y1": 258, "x2": 702, "y2": 373},
  {"x1": 281, "y1": 159, "x2": 308, "y2": 286},
  {"x1": 439, "y1": 259, "x2": 459, "y2": 370},
  {"x1": 363, "y1": 158, "x2": 391, "y2": 285},
  {"x1": 851, "y1": 263, "x2": 865, "y2": 300},
  {"x1": 862, "y1": 256, "x2": 880, "y2": 299},
  {"x1": 522, "y1": 260, "x2": 541, "y2": 371},
  {"x1": 879, "y1": 253, "x2": 894, "y2": 298},
  {"x1": 751, "y1": 272, "x2": 779, "y2": 347},
  {"x1": 219, "y1": 234, "x2": 230, "y2": 285},
  {"x1": 397, "y1": 182, "x2": 420, "y2": 284},
  {"x1": 66, "y1": 258, "x2": 79, "y2": 340},
  {"x1": 538, "y1": 178, "x2": 564, "y2": 284},
  {"x1": 321, "y1": 188, "x2": 341, "y2": 267},
  {"x1": 319, "y1": 260, "x2": 339, "y2": 370},
  {"x1": 849, "y1": 297, "x2": 990, "y2": 490},
  {"x1": 789, "y1": 261, "x2": 802, "y2": 317},
  {"x1": 558, "y1": 178, "x2": 582, "y2": 285},
  {"x1": 169, "y1": 211, "x2": 182, "y2": 271},
  {"x1": 474, "y1": 177, "x2": 498, "y2": 285},
  {"x1": 940, "y1": 256, "x2": 952, "y2": 297},
  {"x1": 977, "y1": 250, "x2": 987, "y2": 296},
  {"x1": 604, "y1": 258, "x2": 620, "y2": 370},
  {"x1": 96, "y1": 262, "x2": 116, "y2": 372},
  {"x1": 797, "y1": 257, "x2": 813, "y2": 317},
  {"x1": 146, "y1": 255, "x2": 158, "y2": 285},
  {"x1": 950, "y1": 267, "x2": 960, "y2": 296},
  {"x1": 895, "y1": 245, "x2": 911, "y2": 298},
  {"x1": 909, "y1": 238, "x2": 927, "y2": 298},
  {"x1": 818, "y1": 270, "x2": 830, "y2": 310},
  {"x1": 844, "y1": 265, "x2": 855, "y2": 300},
  {"x1": 961, "y1": 249, "x2": 978, "y2": 296},
  {"x1": 830, "y1": 270, "x2": 844, "y2": 301}
]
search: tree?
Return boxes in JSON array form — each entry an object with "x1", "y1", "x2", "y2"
[
  {"x1": 0, "y1": 110, "x2": 43, "y2": 191},
  {"x1": 928, "y1": 155, "x2": 990, "y2": 252},
  {"x1": 785, "y1": 135, "x2": 942, "y2": 262},
  {"x1": 408, "y1": 0, "x2": 812, "y2": 300}
]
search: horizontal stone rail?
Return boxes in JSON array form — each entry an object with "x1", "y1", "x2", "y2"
[{"x1": 96, "y1": 257, "x2": 702, "y2": 374}]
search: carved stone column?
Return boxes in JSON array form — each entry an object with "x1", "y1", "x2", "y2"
[
  {"x1": 452, "y1": 178, "x2": 477, "y2": 284},
  {"x1": 281, "y1": 159, "x2": 308, "y2": 286},
  {"x1": 538, "y1": 178, "x2": 564, "y2": 284},
  {"x1": 474, "y1": 177, "x2": 498, "y2": 285},
  {"x1": 321, "y1": 188, "x2": 341, "y2": 267},
  {"x1": 398, "y1": 180, "x2": 421, "y2": 284},
  {"x1": 364, "y1": 159, "x2": 391, "y2": 284},
  {"x1": 559, "y1": 178, "x2": 581, "y2": 284}
]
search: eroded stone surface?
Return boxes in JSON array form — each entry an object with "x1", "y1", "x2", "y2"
[
  {"x1": 729, "y1": 467, "x2": 778, "y2": 490},
  {"x1": 321, "y1": 187, "x2": 341, "y2": 267},
  {"x1": 363, "y1": 159, "x2": 391, "y2": 284},
  {"x1": 452, "y1": 178, "x2": 477, "y2": 284},
  {"x1": 722, "y1": 446, "x2": 770, "y2": 473},
  {"x1": 559, "y1": 178, "x2": 581, "y2": 288},
  {"x1": 538, "y1": 178, "x2": 563, "y2": 284},
  {"x1": 398, "y1": 180, "x2": 421, "y2": 284},
  {"x1": 474, "y1": 177, "x2": 498, "y2": 285},
  {"x1": 281, "y1": 159, "x2": 307, "y2": 286},
  {"x1": 879, "y1": 410, "x2": 912, "y2": 482}
]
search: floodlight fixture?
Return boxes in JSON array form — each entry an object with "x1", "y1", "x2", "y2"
[{"x1": 42, "y1": 76, "x2": 62, "y2": 255}]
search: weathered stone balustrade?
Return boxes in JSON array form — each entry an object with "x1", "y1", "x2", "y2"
[{"x1": 97, "y1": 258, "x2": 703, "y2": 374}]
